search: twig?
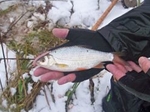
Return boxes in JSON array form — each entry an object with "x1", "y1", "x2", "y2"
[
  {"x1": 89, "y1": 79, "x2": 95, "y2": 105},
  {"x1": 0, "y1": 33, "x2": 8, "y2": 85},
  {"x1": 97, "y1": 0, "x2": 100, "y2": 10},
  {"x1": 0, "y1": 58, "x2": 34, "y2": 61},
  {"x1": 46, "y1": 82, "x2": 55, "y2": 103},
  {"x1": 22, "y1": 82, "x2": 46, "y2": 110},
  {"x1": 4, "y1": 10, "x2": 29, "y2": 36},
  {"x1": 0, "y1": 79, "x2": 4, "y2": 91},
  {"x1": 91, "y1": 0, "x2": 119, "y2": 30},
  {"x1": 70, "y1": 0, "x2": 74, "y2": 15},
  {"x1": 43, "y1": 85, "x2": 51, "y2": 110}
]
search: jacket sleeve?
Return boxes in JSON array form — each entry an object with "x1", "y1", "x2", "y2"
[
  {"x1": 97, "y1": 5, "x2": 150, "y2": 62},
  {"x1": 118, "y1": 71, "x2": 150, "y2": 102}
]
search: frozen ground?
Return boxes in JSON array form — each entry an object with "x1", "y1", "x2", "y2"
[{"x1": 0, "y1": 0, "x2": 132, "y2": 112}]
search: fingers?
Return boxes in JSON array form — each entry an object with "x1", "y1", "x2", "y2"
[
  {"x1": 34, "y1": 67, "x2": 64, "y2": 82},
  {"x1": 114, "y1": 63, "x2": 128, "y2": 73},
  {"x1": 106, "y1": 64, "x2": 126, "y2": 80},
  {"x1": 34, "y1": 67, "x2": 76, "y2": 84},
  {"x1": 106, "y1": 58, "x2": 147, "y2": 80},
  {"x1": 34, "y1": 67, "x2": 52, "y2": 76},
  {"x1": 52, "y1": 28, "x2": 69, "y2": 39},
  {"x1": 40, "y1": 71, "x2": 64, "y2": 82},
  {"x1": 113, "y1": 55, "x2": 132, "y2": 71},
  {"x1": 58, "y1": 73, "x2": 76, "y2": 85},
  {"x1": 138, "y1": 56, "x2": 150, "y2": 73},
  {"x1": 106, "y1": 61, "x2": 141, "y2": 80},
  {"x1": 127, "y1": 61, "x2": 142, "y2": 73}
]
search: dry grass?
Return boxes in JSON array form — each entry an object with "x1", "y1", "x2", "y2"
[
  {"x1": 0, "y1": 1, "x2": 65, "y2": 111},
  {"x1": 0, "y1": 1, "x2": 96, "y2": 112}
]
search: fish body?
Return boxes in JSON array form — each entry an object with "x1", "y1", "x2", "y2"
[{"x1": 34, "y1": 46, "x2": 117, "y2": 72}]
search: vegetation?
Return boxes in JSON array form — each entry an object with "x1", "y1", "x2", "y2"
[
  {"x1": 0, "y1": 2, "x2": 64, "y2": 111},
  {"x1": 0, "y1": 5, "x2": 18, "y2": 17},
  {"x1": 0, "y1": 1, "x2": 95, "y2": 112}
]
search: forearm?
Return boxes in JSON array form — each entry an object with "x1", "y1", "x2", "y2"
[{"x1": 97, "y1": 5, "x2": 150, "y2": 61}]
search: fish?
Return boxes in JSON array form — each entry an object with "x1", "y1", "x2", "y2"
[{"x1": 33, "y1": 46, "x2": 124, "y2": 72}]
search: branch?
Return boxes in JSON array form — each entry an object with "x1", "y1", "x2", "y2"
[{"x1": 91, "y1": 0, "x2": 119, "y2": 30}]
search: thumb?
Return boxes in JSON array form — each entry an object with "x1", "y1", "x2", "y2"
[{"x1": 52, "y1": 28, "x2": 69, "y2": 39}]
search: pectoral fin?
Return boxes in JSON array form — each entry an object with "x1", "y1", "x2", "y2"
[{"x1": 55, "y1": 63, "x2": 69, "y2": 68}]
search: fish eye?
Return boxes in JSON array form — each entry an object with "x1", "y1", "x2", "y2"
[{"x1": 40, "y1": 57, "x2": 45, "y2": 62}]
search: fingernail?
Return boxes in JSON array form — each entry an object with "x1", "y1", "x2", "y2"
[{"x1": 138, "y1": 57, "x2": 145, "y2": 66}]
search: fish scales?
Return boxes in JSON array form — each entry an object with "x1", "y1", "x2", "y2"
[
  {"x1": 50, "y1": 46, "x2": 113, "y2": 61},
  {"x1": 35, "y1": 46, "x2": 114, "y2": 72}
]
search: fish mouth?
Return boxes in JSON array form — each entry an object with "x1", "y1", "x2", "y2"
[
  {"x1": 36, "y1": 59, "x2": 42, "y2": 65},
  {"x1": 33, "y1": 58, "x2": 43, "y2": 67}
]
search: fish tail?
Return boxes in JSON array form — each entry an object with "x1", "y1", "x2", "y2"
[
  {"x1": 113, "y1": 54, "x2": 128, "y2": 67},
  {"x1": 93, "y1": 63, "x2": 105, "y2": 69},
  {"x1": 113, "y1": 52, "x2": 125, "y2": 57}
]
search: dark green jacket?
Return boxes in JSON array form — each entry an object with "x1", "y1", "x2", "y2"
[
  {"x1": 98, "y1": 2, "x2": 150, "y2": 103},
  {"x1": 99, "y1": 4, "x2": 150, "y2": 62}
]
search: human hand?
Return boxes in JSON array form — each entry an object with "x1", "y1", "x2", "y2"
[
  {"x1": 106, "y1": 56, "x2": 150, "y2": 80},
  {"x1": 106, "y1": 61, "x2": 142, "y2": 80},
  {"x1": 106, "y1": 58, "x2": 150, "y2": 102},
  {"x1": 34, "y1": 28, "x2": 115, "y2": 84}
]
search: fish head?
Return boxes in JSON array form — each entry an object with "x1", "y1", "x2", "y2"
[{"x1": 36, "y1": 55, "x2": 56, "y2": 68}]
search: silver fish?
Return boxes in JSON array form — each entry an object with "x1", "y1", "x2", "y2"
[{"x1": 33, "y1": 46, "x2": 123, "y2": 72}]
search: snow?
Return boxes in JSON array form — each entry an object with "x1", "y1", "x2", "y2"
[
  {"x1": 22, "y1": 73, "x2": 30, "y2": 79},
  {"x1": 46, "y1": 0, "x2": 132, "y2": 28},
  {"x1": 27, "y1": 83, "x2": 33, "y2": 94},
  {"x1": 10, "y1": 104, "x2": 17, "y2": 109},
  {"x1": 2, "y1": 99, "x2": 7, "y2": 108},
  {"x1": 30, "y1": 67, "x2": 41, "y2": 82},
  {"x1": 10, "y1": 87, "x2": 17, "y2": 96},
  {"x1": 0, "y1": 0, "x2": 133, "y2": 112}
]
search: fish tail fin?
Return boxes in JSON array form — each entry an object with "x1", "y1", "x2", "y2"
[
  {"x1": 93, "y1": 63, "x2": 104, "y2": 69},
  {"x1": 113, "y1": 53, "x2": 128, "y2": 67},
  {"x1": 113, "y1": 52, "x2": 125, "y2": 57}
]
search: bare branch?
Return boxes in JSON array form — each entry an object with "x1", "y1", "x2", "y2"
[
  {"x1": 0, "y1": 58, "x2": 34, "y2": 61},
  {"x1": 0, "y1": 33, "x2": 8, "y2": 85},
  {"x1": 0, "y1": 79, "x2": 4, "y2": 91},
  {"x1": 4, "y1": 9, "x2": 29, "y2": 36}
]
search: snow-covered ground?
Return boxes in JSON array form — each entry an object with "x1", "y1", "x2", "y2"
[{"x1": 0, "y1": 0, "x2": 133, "y2": 112}]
